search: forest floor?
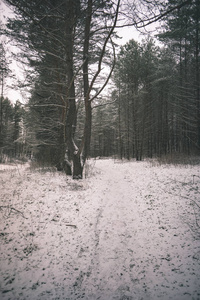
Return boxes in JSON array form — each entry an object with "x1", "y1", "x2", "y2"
[{"x1": 0, "y1": 158, "x2": 200, "y2": 300}]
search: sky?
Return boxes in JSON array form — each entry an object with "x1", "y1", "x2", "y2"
[{"x1": 0, "y1": 1, "x2": 26, "y2": 103}]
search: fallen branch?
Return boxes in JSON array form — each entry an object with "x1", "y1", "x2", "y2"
[{"x1": 0, "y1": 205, "x2": 28, "y2": 219}]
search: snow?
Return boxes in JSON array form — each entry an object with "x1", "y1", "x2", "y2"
[{"x1": 0, "y1": 158, "x2": 200, "y2": 300}]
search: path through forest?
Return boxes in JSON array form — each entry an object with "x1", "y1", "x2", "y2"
[{"x1": 0, "y1": 159, "x2": 200, "y2": 299}]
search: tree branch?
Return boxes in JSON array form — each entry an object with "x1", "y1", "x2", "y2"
[
  {"x1": 90, "y1": 38, "x2": 116, "y2": 102},
  {"x1": 122, "y1": 0, "x2": 192, "y2": 29},
  {"x1": 86, "y1": 0, "x2": 121, "y2": 100}
]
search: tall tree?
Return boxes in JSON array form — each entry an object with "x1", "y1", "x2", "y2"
[{"x1": 4, "y1": 0, "x2": 120, "y2": 178}]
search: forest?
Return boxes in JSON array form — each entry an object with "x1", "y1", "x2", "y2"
[{"x1": 0, "y1": 0, "x2": 200, "y2": 178}]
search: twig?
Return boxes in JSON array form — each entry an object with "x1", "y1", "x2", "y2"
[
  {"x1": 0, "y1": 205, "x2": 28, "y2": 219},
  {"x1": 66, "y1": 224, "x2": 77, "y2": 228}
]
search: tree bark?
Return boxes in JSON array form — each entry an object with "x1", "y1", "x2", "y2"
[
  {"x1": 82, "y1": 0, "x2": 93, "y2": 163},
  {"x1": 65, "y1": 0, "x2": 82, "y2": 179},
  {"x1": 195, "y1": 0, "x2": 200, "y2": 149}
]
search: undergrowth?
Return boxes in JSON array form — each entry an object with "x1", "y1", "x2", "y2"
[{"x1": 156, "y1": 154, "x2": 200, "y2": 166}]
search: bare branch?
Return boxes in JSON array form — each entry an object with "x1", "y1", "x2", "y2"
[
  {"x1": 120, "y1": 0, "x2": 192, "y2": 29},
  {"x1": 86, "y1": 0, "x2": 121, "y2": 100},
  {"x1": 90, "y1": 38, "x2": 116, "y2": 102}
]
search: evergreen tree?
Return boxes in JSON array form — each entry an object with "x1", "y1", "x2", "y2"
[
  {"x1": 4, "y1": 0, "x2": 121, "y2": 178},
  {"x1": 158, "y1": 0, "x2": 200, "y2": 153}
]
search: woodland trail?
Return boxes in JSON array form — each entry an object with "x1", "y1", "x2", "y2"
[
  {"x1": 0, "y1": 159, "x2": 200, "y2": 299},
  {"x1": 67, "y1": 159, "x2": 200, "y2": 299}
]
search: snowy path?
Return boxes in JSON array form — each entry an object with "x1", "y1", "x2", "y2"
[
  {"x1": 0, "y1": 159, "x2": 200, "y2": 299},
  {"x1": 76, "y1": 160, "x2": 200, "y2": 300}
]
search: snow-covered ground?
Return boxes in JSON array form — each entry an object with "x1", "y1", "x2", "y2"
[{"x1": 0, "y1": 158, "x2": 200, "y2": 300}]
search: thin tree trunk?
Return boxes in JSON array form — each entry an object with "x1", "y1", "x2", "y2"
[
  {"x1": 65, "y1": 0, "x2": 82, "y2": 179},
  {"x1": 0, "y1": 74, "x2": 3, "y2": 148},
  {"x1": 118, "y1": 85, "x2": 123, "y2": 159},
  {"x1": 82, "y1": 0, "x2": 92, "y2": 163},
  {"x1": 195, "y1": 0, "x2": 200, "y2": 149}
]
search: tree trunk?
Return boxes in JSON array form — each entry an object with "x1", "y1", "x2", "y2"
[
  {"x1": 0, "y1": 74, "x2": 4, "y2": 150},
  {"x1": 118, "y1": 85, "x2": 123, "y2": 159},
  {"x1": 72, "y1": 152, "x2": 82, "y2": 179},
  {"x1": 82, "y1": 101, "x2": 92, "y2": 163},
  {"x1": 65, "y1": 0, "x2": 82, "y2": 179},
  {"x1": 195, "y1": 0, "x2": 200, "y2": 150},
  {"x1": 82, "y1": 0, "x2": 92, "y2": 163}
]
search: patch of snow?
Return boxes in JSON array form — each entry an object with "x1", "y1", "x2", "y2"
[{"x1": 0, "y1": 159, "x2": 200, "y2": 299}]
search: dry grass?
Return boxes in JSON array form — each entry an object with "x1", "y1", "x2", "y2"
[{"x1": 156, "y1": 153, "x2": 200, "y2": 166}]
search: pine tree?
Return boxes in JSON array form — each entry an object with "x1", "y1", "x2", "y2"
[{"x1": 4, "y1": 0, "x2": 121, "y2": 178}]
